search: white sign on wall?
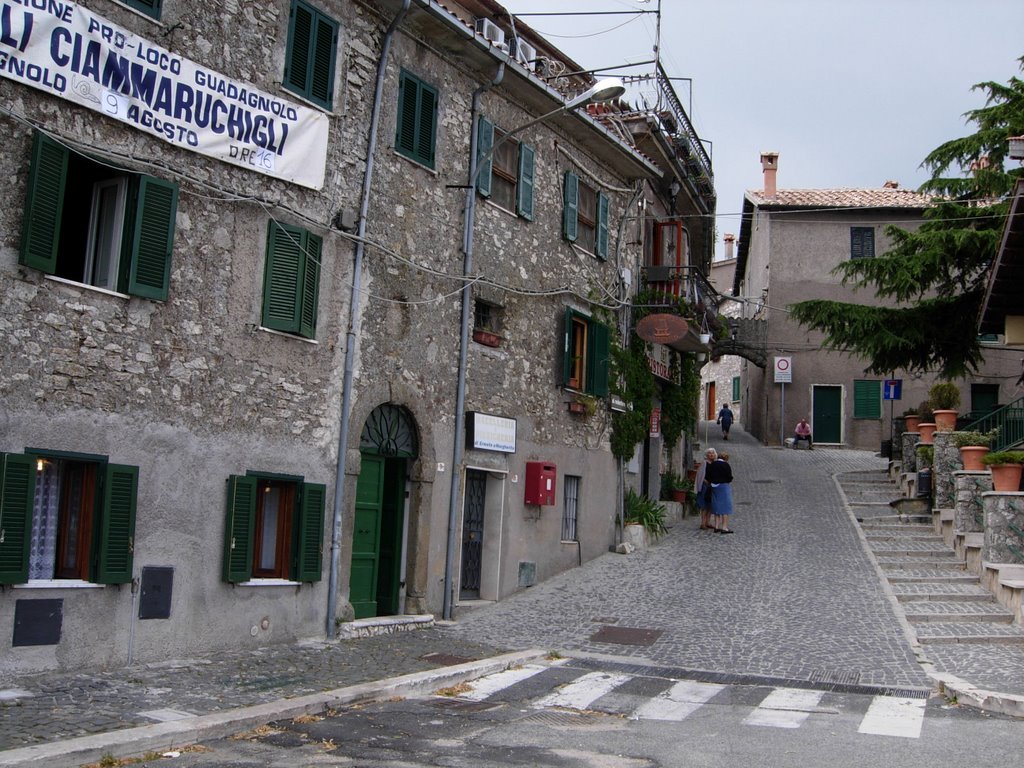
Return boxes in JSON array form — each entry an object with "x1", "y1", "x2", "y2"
[
  {"x1": 466, "y1": 412, "x2": 517, "y2": 453},
  {"x1": 774, "y1": 356, "x2": 793, "y2": 384},
  {"x1": 0, "y1": 1, "x2": 330, "y2": 188}
]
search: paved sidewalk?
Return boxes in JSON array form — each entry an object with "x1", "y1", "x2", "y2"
[{"x1": 2, "y1": 424, "x2": 1022, "y2": 766}]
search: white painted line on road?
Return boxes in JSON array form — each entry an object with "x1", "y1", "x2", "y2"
[
  {"x1": 460, "y1": 664, "x2": 550, "y2": 701},
  {"x1": 632, "y1": 680, "x2": 726, "y2": 721},
  {"x1": 858, "y1": 696, "x2": 926, "y2": 738},
  {"x1": 743, "y1": 688, "x2": 825, "y2": 728},
  {"x1": 534, "y1": 671, "x2": 631, "y2": 711}
]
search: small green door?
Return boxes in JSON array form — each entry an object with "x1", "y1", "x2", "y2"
[
  {"x1": 813, "y1": 386, "x2": 842, "y2": 444},
  {"x1": 350, "y1": 456, "x2": 384, "y2": 619},
  {"x1": 375, "y1": 459, "x2": 406, "y2": 616}
]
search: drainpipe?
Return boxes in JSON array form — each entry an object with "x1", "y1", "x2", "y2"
[
  {"x1": 442, "y1": 63, "x2": 506, "y2": 621},
  {"x1": 327, "y1": 0, "x2": 411, "y2": 638}
]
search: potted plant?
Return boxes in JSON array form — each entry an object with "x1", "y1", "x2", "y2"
[
  {"x1": 622, "y1": 488, "x2": 668, "y2": 544},
  {"x1": 660, "y1": 471, "x2": 693, "y2": 503},
  {"x1": 568, "y1": 393, "x2": 599, "y2": 417},
  {"x1": 949, "y1": 429, "x2": 998, "y2": 471},
  {"x1": 902, "y1": 407, "x2": 921, "y2": 433},
  {"x1": 916, "y1": 402, "x2": 936, "y2": 444},
  {"x1": 981, "y1": 450, "x2": 1024, "y2": 492},
  {"x1": 928, "y1": 381, "x2": 961, "y2": 431}
]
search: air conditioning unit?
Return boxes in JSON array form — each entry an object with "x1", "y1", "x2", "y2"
[
  {"x1": 474, "y1": 18, "x2": 505, "y2": 47},
  {"x1": 510, "y1": 38, "x2": 537, "y2": 70}
]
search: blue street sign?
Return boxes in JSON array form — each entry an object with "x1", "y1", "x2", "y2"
[{"x1": 884, "y1": 379, "x2": 902, "y2": 400}]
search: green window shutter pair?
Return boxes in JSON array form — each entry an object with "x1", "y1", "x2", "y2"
[
  {"x1": 853, "y1": 379, "x2": 882, "y2": 419},
  {"x1": 850, "y1": 227, "x2": 875, "y2": 259},
  {"x1": 284, "y1": 0, "x2": 339, "y2": 110},
  {"x1": 0, "y1": 454, "x2": 137, "y2": 585},
  {"x1": 562, "y1": 172, "x2": 608, "y2": 255},
  {"x1": 263, "y1": 221, "x2": 321, "y2": 339},
  {"x1": 20, "y1": 132, "x2": 177, "y2": 300},
  {"x1": 475, "y1": 116, "x2": 535, "y2": 220},
  {"x1": 396, "y1": 71, "x2": 438, "y2": 168},
  {"x1": 124, "y1": 0, "x2": 161, "y2": 19},
  {"x1": 221, "y1": 476, "x2": 325, "y2": 583},
  {"x1": 560, "y1": 307, "x2": 610, "y2": 397}
]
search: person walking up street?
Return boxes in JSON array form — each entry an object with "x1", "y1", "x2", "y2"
[
  {"x1": 716, "y1": 403, "x2": 734, "y2": 440},
  {"x1": 695, "y1": 447, "x2": 717, "y2": 530},
  {"x1": 706, "y1": 449, "x2": 734, "y2": 533}
]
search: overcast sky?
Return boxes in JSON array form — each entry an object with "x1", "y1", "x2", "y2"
[{"x1": 500, "y1": 0, "x2": 1024, "y2": 260}]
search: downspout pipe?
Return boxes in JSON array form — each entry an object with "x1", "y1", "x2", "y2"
[
  {"x1": 327, "y1": 0, "x2": 411, "y2": 638},
  {"x1": 442, "y1": 63, "x2": 506, "y2": 621}
]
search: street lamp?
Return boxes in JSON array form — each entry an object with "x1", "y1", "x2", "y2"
[{"x1": 442, "y1": 76, "x2": 626, "y2": 621}]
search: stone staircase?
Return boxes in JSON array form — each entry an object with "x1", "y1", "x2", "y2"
[{"x1": 860, "y1": 515, "x2": 1024, "y2": 645}]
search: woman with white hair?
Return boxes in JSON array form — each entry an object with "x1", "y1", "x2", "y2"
[{"x1": 694, "y1": 447, "x2": 717, "y2": 531}]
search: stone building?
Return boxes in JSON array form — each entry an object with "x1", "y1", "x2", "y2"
[
  {"x1": 0, "y1": 0, "x2": 713, "y2": 673},
  {"x1": 732, "y1": 153, "x2": 1021, "y2": 450}
]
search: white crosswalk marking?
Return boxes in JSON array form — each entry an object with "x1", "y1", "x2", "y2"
[
  {"x1": 533, "y1": 671, "x2": 631, "y2": 711},
  {"x1": 743, "y1": 688, "x2": 825, "y2": 728},
  {"x1": 460, "y1": 664, "x2": 550, "y2": 701},
  {"x1": 857, "y1": 696, "x2": 926, "y2": 738},
  {"x1": 632, "y1": 680, "x2": 726, "y2": 721}
]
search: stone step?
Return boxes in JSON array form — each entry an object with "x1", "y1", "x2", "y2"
[
  {"x1": 891, "y1": 582, "x2": 994, "y2": 601},
  {"x1": 914, "y1": 622, "x2": 1024, "y2": 644},
  {"x1": 859, "y1": 517, "x2": 933, "y2": 528},
  {"x1": 876, "y1": 558, "x2": 965, "y2": 570},
  {"x1": 902, "y1": 601, "x2": 1015, "y2": 623},
  {"x1": 871, "y1": 547, "x2": 960, "y2": 558},
  {"x1": 886, "y1": 569, "x2": 982, "y2": 584}
]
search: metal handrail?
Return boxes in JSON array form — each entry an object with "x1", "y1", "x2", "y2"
[
  {"x1": 654, "y1": 62, "x2": 712, "y2": 182},
  {"x1": 961, "y1": 395, "x2": 1024, "y2": 451}
]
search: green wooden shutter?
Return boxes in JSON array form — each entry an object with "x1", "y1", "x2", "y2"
[
  {"x1": 562, "y1": 307, "x2": 575, "y2": 385},
  {"x1": 854, "y1": 379, "x2": 881, "y2": 419},
  {"x1": 127, "y1": 175, "x2": 177, "y2": 300},
  {"x1": 516, "y1": 143, "x2": 535, "y2": 220},
  {"x1": 263, "y1": 221, "x2": 304, "y2": 333},
  {"x1": 285, "y1": 1, "x2": 313, "y2": 96},
  {"x1": 562, "y1": 172, "x2": 579, "y2": 242},
  {"x1": 0, "y1": 454, "x2": 34, "y2": 585},
  {"x1": 589, "y1": 321, "x2": 610, "y2": 397},
  {"x1": 299, "y1": 232, "x2": 321, "y2": 340},
  {"x1": 20, "y1": 132, "x2": 68, "y2": 274},
  {"x1": 851, "y1": 227, "x2": 875, "y2": 259},
  {"x1": 295, "y1": 482, "x2": 326, "y2": 581},
  {"x1": 396, "y1": 73, "x2": 418, "y2": 157},
  {"x1": 732, "y1": 376, "x2": 741, "y2": 401},
  {"x1": 223, "y1": 475, "x2": 257, "y2": 583},
  {"x1": 476, "y1": 116, "x2": 494, "y2": 197},
  {"x1": 125, "y1": 0, "x2": 161, "y2": 19},
  {"x1": 595, "y1": 192, "x2": 609, "y2": 259},
  {"x1": 416, "y1": 82, "x2": 438, "y2": 168},
  {"x1": 309, "y1": 13, "x2": 338, "y2": 108},
  {"x1": 94, "y1": 463, "x2": 138, "y2": 584}
]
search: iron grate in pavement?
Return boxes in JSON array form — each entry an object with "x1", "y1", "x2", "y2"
[
  {"x1": 808, "y1": 669, "x2": 862, "y2": 685},
  {"x1": 588, "y1": 625, "x2": 664, "y2": 646},
  {"x1": 568, "y1": 658, "x2": 932, "y2": 699},
  {"x1": 430, "y1": 698, "x2": 503, "y2": 713},
  {"x1": 515, "y1": 710, "x2": 618, "y2": 727}
]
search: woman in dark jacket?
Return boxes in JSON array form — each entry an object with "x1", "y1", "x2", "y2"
[{"x1": 705, "y1": 451, "x2": 734, "y2": 533}]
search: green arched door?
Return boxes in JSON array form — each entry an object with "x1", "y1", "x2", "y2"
[{"x1": 350, "y1": 405, "x2": 418, "y2": 619}]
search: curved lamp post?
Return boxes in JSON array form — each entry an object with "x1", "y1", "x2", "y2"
[{"x1": 442, "y1": 77, "x2": 626, "y2": 620}]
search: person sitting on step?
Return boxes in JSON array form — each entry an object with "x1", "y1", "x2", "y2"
[{"x1": 793, "y1": 418, "x2": 813, "y2": 449}]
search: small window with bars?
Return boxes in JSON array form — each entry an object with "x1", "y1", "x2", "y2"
[
  {"x1": 850, "y1": 227, "x2": 875, "y2": 259},
  {"x1": 562, "y1": 475, "x2": 580, "y2": 542}
]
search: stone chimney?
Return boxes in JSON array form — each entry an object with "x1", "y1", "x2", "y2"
[
  {"x1": 761, "y1": 152, "x2": 779, "y2": 197},
  {"x1": 883, "y1": 180, "x2": 899, "y2": 189},
  {"x1": 723, "y1": 233, "x2": 736, "y2": 261}
]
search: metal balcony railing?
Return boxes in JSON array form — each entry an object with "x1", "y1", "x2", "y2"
[
  {"x1": 962, "y1": 395, "x2": 1024, "y2": 451},
  {"x1": 654, "y1": 62, "x2": 712, "y2": 185}
]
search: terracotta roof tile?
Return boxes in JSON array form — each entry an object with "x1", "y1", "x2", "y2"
[{"x1": 746, "y1": 187, "x2": 933, "y2": 209}]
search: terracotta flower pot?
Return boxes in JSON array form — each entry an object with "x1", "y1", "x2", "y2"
[
  {"x1": 933, "y1": 409, "x2": 958, "y2": 432},
  {"x1": 671, "y1": 489, "x2": 688, "y2": 503},
  {"x1": 959, "y1": 446, "x2": 990, "y2": 471},
  {"x1": 903, "y1": 415, "x2": 922, "y2": 432},
  {"x1": 917, "y1": 423, "x2": 937, "y2": 444},
  {"x1": 990, "y1": 463, "x2": 1024, "y2": 492}
]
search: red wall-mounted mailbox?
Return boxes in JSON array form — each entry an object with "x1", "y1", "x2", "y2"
[{"x1": 524, "y1": 461, "x2": 557, "y2": 505}]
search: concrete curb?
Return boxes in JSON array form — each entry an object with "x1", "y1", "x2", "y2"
[{"x1": 0, "y1": 648, "x2": 548, "y2": 768}]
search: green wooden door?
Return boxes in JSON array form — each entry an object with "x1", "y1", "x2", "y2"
[
  {"x1": 813, "y1": 386, "x2": 843, "y2": 444},
  {"x1": 375, "y1": 459, "x2": 406, "y2": 616},
  {"x1": 350, "y1": 455, "x2": 384, "y2": 619}
]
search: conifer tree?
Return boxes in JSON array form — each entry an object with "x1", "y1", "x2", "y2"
[{"x1": 789, "y1": 57, "x2": 1024, "y2": 379}]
